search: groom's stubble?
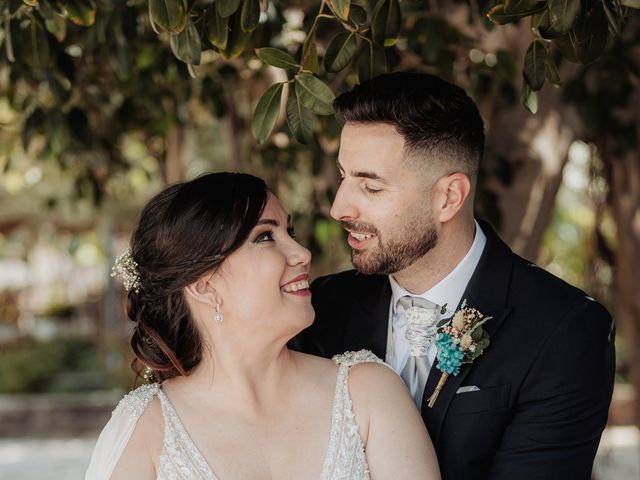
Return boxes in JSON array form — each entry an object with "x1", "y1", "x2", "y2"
[{"x1": 344, "y1": 205, "x2": 439, "y2": 276}]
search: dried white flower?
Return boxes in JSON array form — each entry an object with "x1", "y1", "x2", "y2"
[{"x1": 111, "y1": 249, "x2": 141, "y2": 293}]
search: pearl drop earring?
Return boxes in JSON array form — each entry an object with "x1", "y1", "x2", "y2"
[{"x1": 214, "y1": 303, "x2": 224, "y2": 323}]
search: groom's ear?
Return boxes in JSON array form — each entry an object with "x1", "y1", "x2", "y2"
[
  {"x1": 184, "y1": 273, "x2": 220, "y2": 308},
  {"x1": 435, "y1": 172, "x2": 471, "y2": 223}
]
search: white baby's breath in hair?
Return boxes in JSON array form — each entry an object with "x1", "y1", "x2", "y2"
[{"x1": 111, "y1": 249, "x2": 141, "y2": 293}]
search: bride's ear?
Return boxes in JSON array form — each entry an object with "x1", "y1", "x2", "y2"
[{"x1": 184, "y1": 273, "x2": 221, "y2": 308}]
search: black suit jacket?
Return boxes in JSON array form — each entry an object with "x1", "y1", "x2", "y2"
[{"x1": 291, "y1": 221, "x2": 615, "y2": 480}]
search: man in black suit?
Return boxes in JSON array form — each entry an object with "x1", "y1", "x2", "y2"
[{"x1": 292, "y1": 72, "x2": 615, "y2": 479}]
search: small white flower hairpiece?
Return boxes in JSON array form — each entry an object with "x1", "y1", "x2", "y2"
[{"x1": 111, "y1": 249, "x2": 141, "y2": 293}]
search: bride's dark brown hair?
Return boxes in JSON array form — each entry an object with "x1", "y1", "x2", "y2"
[{"x1": 125, "y1": 172, "x2": 267, "y2": 382}]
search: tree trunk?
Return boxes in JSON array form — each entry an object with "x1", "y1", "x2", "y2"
[
  {"x1": 164, "y1": 125, "x2": 187, "y2": 185},
  {"x1": 473, "y1": 20, "x2": 581, "y2": 261},
  {"x1": 608, "y1": 150, "x2": 640, "y2": 429},
  {"x1": 488, "y1": 98, "x2": 580, "y2": 261}
]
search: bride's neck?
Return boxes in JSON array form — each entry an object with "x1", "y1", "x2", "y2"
[{"x1": 175, "y1": 338, "x2": 297, "y2": 411}]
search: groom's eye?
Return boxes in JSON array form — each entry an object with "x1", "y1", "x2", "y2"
[
  {"x1": 254, "y1": 230, "x2": 274, "y2": 243},
  {"x1": 364, "y1": 185, "x2": 382, "y2": 194}
]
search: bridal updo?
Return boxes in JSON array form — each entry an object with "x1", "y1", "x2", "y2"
[{"x1": 124, "y1": 172, "x2": 267, "y2": 382}]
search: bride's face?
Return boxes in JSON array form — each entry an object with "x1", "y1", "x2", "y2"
[{"x1": 213, "y1": 193, "x2": 314, "y2": 336}]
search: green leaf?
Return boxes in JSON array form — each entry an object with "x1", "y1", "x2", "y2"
[
  {"x1": 331, "y1": 0, "x2": 351, "y2": 20},
  {"x1": 523, "y1": 39, "x2": 547, "y2": 91},
  {"x1": 531, "y1": 9, "x2": 563, "y2": 39},
  {"x1": 169, "y1": 16, "x2": 201, "y2": 64},
  {"x1": 301, "y1": 31, "x2": 320, "y2": 74},
  {"x1": 252, "y1": 82, "x2": 284, "y2": 143},
  {"x1": 39, "y1": 1, "x2": 66, "y2": 41},
  {"x1": 240, "y1": 0, "x2": 260, "y2": 32},
  {"x1": 324, "y1": 32, "x2": 357, "y2": 73},
  {"x1": 487, "y1": 4, "x2": 512, "y2": 25},
  {"x1": 255, "y1": 47, "x2": 299, "y2": 70},
  {"x1": 372, "y1": 0, "x2": 401, "y2": 47},
  {"x1": 504, "y1": 0, "x2": 545, "y2": 14},
  {"x1": 548, "y1": 0, "x2": 581, "y2": 33},
  {"x1": 545, "y1": 54, "x2": 562, "y2": 87},
  {"x1": 470, "y1": 326, "x2": 483, "y2": 342},
  {"x1": 520, "y1": 81, "x2": 538, "y2": 114},
  {"x1": 487, "y1": 2, "x2": 545, "y2": 25},
  {"x1": 286, "y1": 92, "x2": 314, "y2": 144},
  {"x1": 221, "y1": 11, "x2": 252, "y2": 59},
  {"x1": 475, "y1": 333, "x2": 490, "y2": 351},
  {"x1": 552, "y1": 0, "x2": 609, "y2": 64},
  {"x1": 357, "y1": 40, "x2": 386, "y2": 82},
  {"x1": 602, "y1": 0, "x2": 623, "y2": 35},
  {"x1": 18, "y1": 18, "x2": 50, "y2": 68},
  {"x1": 349, "y1": 4, "x2": 367, "y2": 25},
  {"x1": 149, "y1": 0, "x2": 187, "y2": 33},
  {"x1": 436, "y1": 318, "x2": 450, "y2": 328},
  {"x1": 218, "y1": 0, "x2": 241, "y2": 18},
  {"x1": 44, "y1": 9, "x2": 67, "y2": 42},
  {"x1": 295, "y1": 74, "x2": 335, "y2": 115},
  {"x1": 205, "y1": 5, "x2": 228, "y2": 50},
  {"x1": 66, "y1": 0, "x2": 97, "y2": 27}
]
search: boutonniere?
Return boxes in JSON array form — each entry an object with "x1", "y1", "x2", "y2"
[{"x1": 426, "y1": 300, "x2": 491, "y2": 408}]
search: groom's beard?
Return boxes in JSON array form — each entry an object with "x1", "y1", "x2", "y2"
[{"x1": 344, "y1": 218, "x2": 439, "y2": 276}]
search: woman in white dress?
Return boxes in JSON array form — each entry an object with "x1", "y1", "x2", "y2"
[{"x1": 86, "y1": 172, "x2": 439, "y2": 480}]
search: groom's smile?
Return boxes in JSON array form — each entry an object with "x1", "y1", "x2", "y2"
[{"x1": 343, "y1": 221, "x2": 379, "y2": 249}]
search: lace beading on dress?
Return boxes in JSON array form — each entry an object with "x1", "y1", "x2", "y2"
[
  {"x1": 320, "y1": 350, "x2": 384, "y2": 480},
  {"x1": 91, "y1": 349, "x2": 382, "y2": 480},
  {"x1": 156, "y1": 390, "x2": 218, "y2": 479}
]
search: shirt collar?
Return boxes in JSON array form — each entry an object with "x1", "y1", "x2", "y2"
[{"x1": 390, "y1": 220, "x2": 487, "y2": 317}]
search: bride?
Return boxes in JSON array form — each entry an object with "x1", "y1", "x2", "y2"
[{"x1": 86, "y1": 172, "x2": 439, "y2": 479}]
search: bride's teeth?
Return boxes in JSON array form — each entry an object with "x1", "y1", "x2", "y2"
[{"x1": 283, "y1": 280, "x2": 309, "y2": 293}]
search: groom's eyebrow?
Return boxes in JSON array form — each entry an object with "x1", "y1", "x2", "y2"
[{"x1": 337, "y1": 160, "x2": 387, "y2": 182}]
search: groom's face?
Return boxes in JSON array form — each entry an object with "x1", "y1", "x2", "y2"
[{"x1": 331, "y1": 123, "x2": 438, "y2": 275}]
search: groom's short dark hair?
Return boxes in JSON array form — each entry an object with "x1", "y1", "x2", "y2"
[{"x1": 334, "y1": 72, "x2": 485, "y2": 180}]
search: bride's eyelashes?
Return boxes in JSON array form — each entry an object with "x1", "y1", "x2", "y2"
[
  {"x1": 254, "y1": 230, "x2": 274, "y2": 243},
  {"x1": 253, "y1": 226, "x2": 296, "y2": 244}
]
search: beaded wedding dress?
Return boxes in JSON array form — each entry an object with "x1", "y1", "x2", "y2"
[{"x1": 85, "y1": 350, "x2": 383, "y2": 480}]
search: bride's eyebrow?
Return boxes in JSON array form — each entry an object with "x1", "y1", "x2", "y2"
[{"x1": 256, "y1": 215, "x2": 291, "y2": 227}]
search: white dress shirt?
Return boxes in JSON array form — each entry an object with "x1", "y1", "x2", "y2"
[{"x1": 385, "y1": 220, "x2": 487, "y2": 375}]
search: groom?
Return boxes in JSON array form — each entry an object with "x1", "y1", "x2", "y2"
[{"x1": 292, "y1": 72, "x2": 615, "y2": 479}]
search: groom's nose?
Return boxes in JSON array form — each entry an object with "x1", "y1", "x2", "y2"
[{"x1": 330, "y1": 182, "x2": 357, "y2": 221}]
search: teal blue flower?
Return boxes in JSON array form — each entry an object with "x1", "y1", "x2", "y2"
[{"x1": 435, "y1": 333, "x2": 465, "y2": 376}]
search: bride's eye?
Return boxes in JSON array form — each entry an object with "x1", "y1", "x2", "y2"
[
  {"x1": 287, "y1": 226, "x2": 296, "y2": 239},
  {"x1": 255, "y1": 230, "x2": 274, "y2": 243}
]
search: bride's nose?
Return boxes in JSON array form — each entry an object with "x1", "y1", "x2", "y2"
[{"x1": 287, "y1": 241, "x2": 312, "y2": 267}]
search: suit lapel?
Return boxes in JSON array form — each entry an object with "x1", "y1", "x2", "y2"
[
  {"x1": 422, "y1": 221, "x2": 515, "y2": 444},
  {"x1": 343, "y1": 275, "x2": 391, "y2": 359}
]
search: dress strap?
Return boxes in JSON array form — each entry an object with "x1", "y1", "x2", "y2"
[
  {"x1": 118, "y1": 383, "x2": 161, "y2": 419},
  {"x1": 319, "y1": 350, "x2": 383, "y2": 479},
  {"x1": 331, "y1": 349, "x2": 384, "y2": 367}
]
